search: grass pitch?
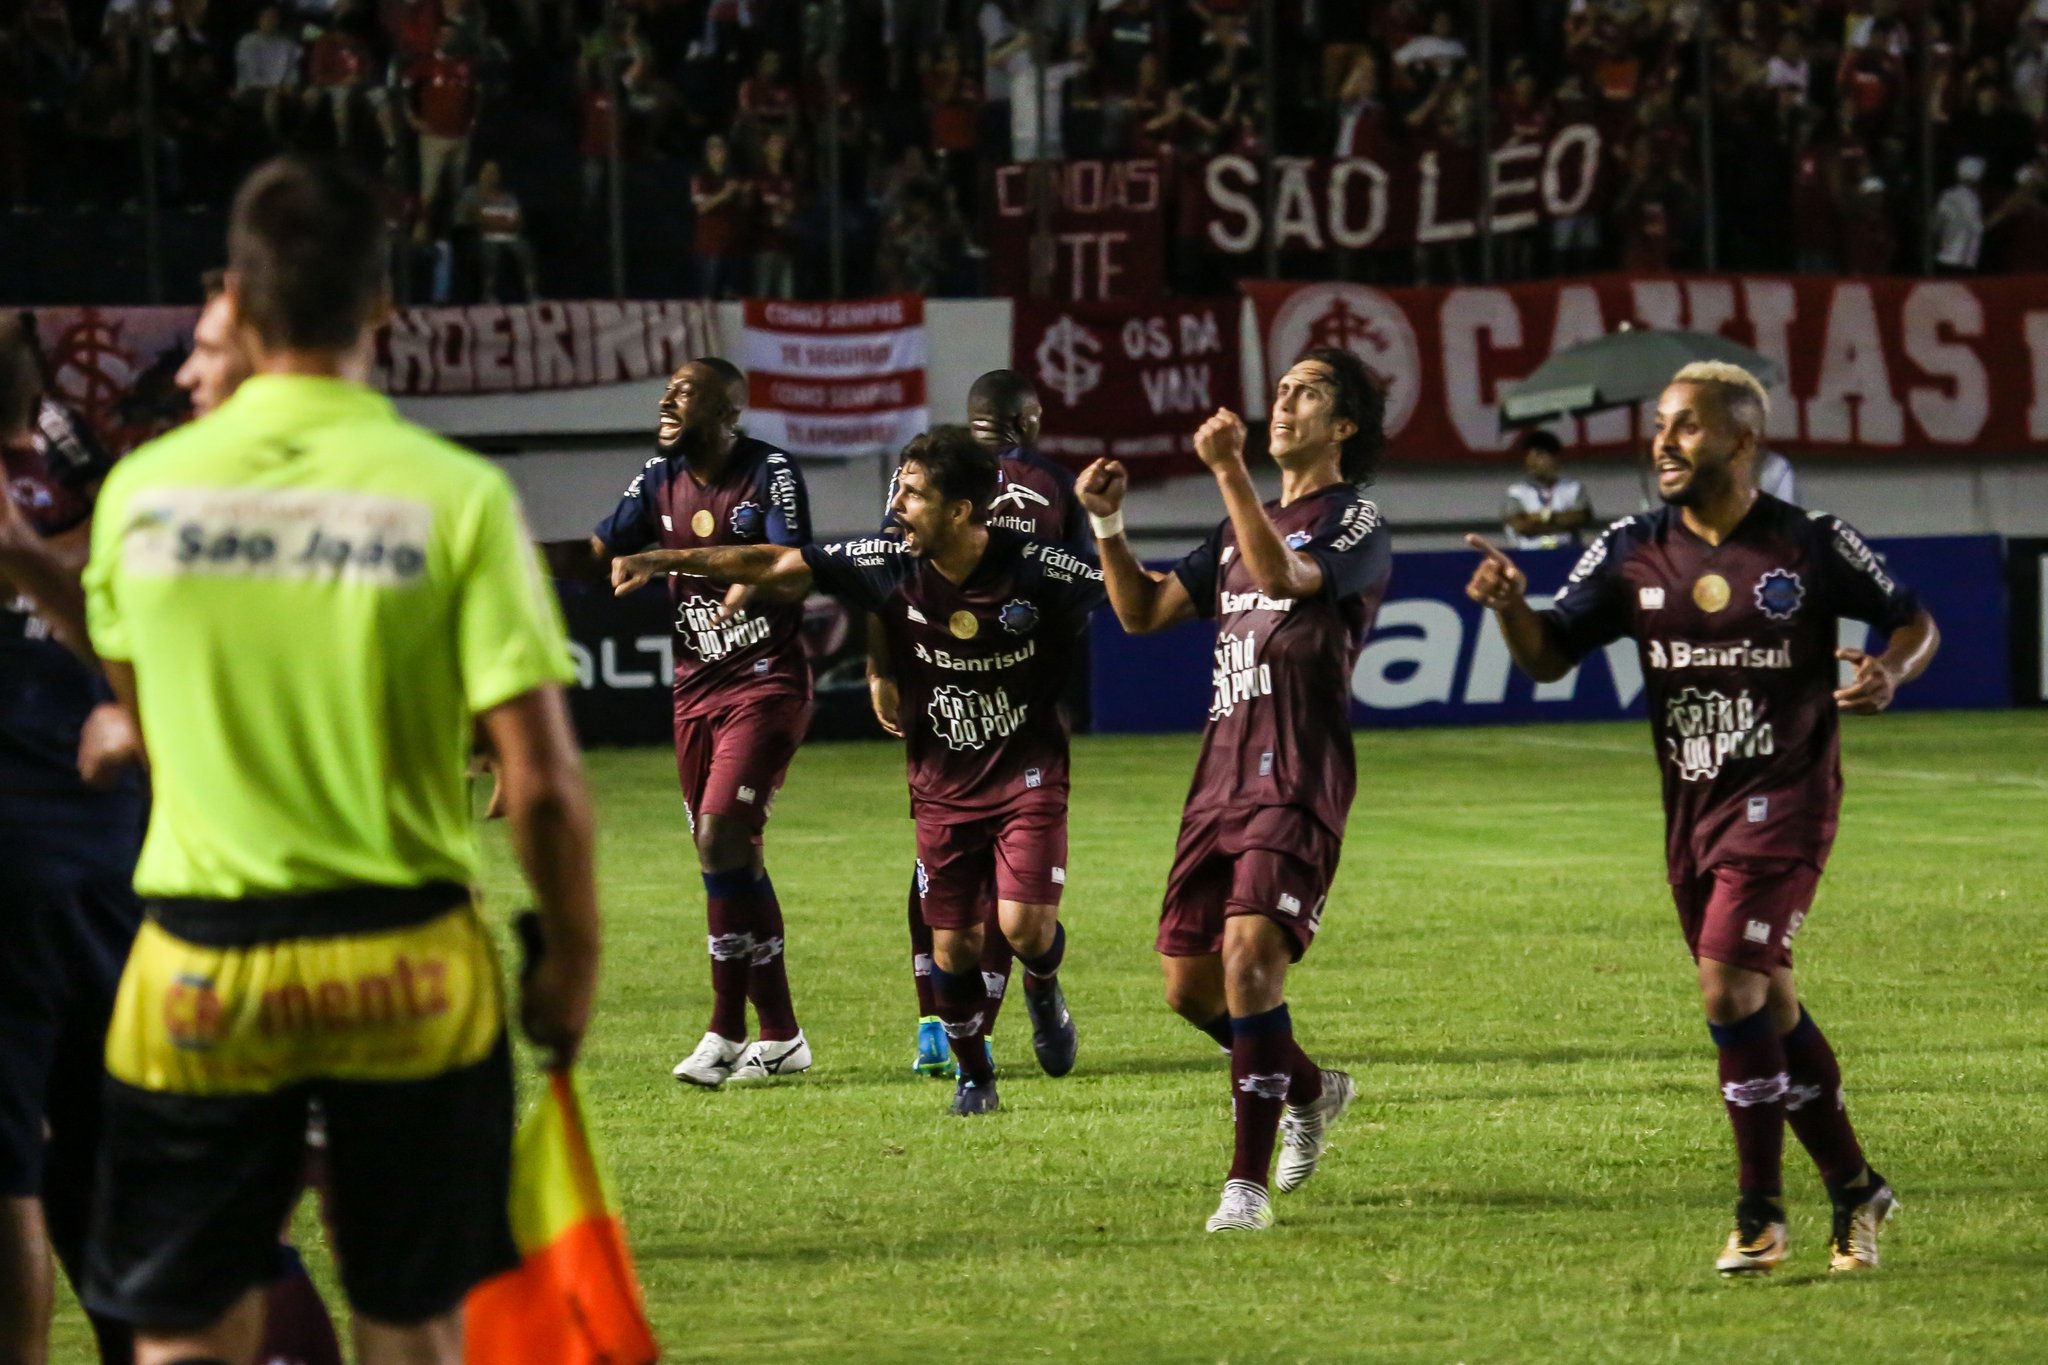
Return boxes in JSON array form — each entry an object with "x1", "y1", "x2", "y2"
[{"x1": 53, "y1": 711, "x2": 2048, "y2": 1362}]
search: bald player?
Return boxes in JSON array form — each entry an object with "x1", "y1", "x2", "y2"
[
  {"x1": 1467, "y1": 361, "x2": 1938, "y2": 1276},
  {"x1": 591, "y1": 357, "x2": 818, "y2": 1088},
  {"x1": 871, "y1": 371, "x2": 1088, "y2": 1080}
]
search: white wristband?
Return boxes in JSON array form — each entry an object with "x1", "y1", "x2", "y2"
[{"x1": 1089, "y1": 510, "x2": 1125, "y2": 540}]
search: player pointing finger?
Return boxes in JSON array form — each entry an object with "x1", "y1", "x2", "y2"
[{"x1": 1462, "y1": 533, "x2": 1528, "y2": 610}]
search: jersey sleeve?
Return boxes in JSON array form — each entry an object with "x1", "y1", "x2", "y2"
[
  {"x1": 1537, "y1": 518, "x2": 1636, "y2": 662},
  {"x1": 591, "y1": 456, "x2": 661, "y2": 554},
  {"x1": 1811, "y1": 513, "x2": 1919, "y2": 632},
  {"x1": 1050, "y1": 464, "x2": 1091, "y2": 556},
  {"x1": 35, "y1": 400, "x2": 116, "y2": 494},
  {"x1": 1032, "y1": 544, "x2": 1106, "y2": 624},
  {"x1": 1169, "y1": 522, "x2": 1225, "y2": 619},
  {"x1": 759, "y1": 448, "x2": 810, "y2": 547},
  {"x1": 1301, "y1": 498, "x2": 1392, "y2": 604},
  {"x1": 800, "y1": 537, "x2": 907, "y2": 615},
  {"x1": 454, "y1": 469, "x2": 577, "y2": 714}
]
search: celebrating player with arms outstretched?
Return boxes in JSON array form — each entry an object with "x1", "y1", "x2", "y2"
[
  {"x1": 871, "y1": 370, "x2": 1089, "y2": 1081},
  {"x1": 1080, "y1": 349, "x2": 1393, "y2": 1233},
  {"x1": 615, "y1": 427, "x2": 1103, "y2": 1116},
  {"x1": 592, "y1": 358, "x2": 816, "y2": 1087},
  {"x1": 1466, "y1": 362, "x2": 1939, "y2": 1276}
]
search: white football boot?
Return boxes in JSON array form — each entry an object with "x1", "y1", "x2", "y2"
[
  {"x1": 1274, "y1": 1069, "x2": 1357, "y2": 1194},
  {"x1": 1204, "y1": 1179, "x2": 1275, "y2": 1233},
  {"x1": 672, "y1": 1032, "x2": 745, "y2": 1088},
  {"x1": 728, "y1": 1031, "x2": 813, "y2": 1082}
]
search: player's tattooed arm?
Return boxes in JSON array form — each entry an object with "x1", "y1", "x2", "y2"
[
  {"x1": 1836, "y1": 608, "x2": 1939, "y2": 714},
  {"x1": 1196, "y1": 409, "x2": 1324, "y2": 600},
  {"x1": 1463, "y1": 535, "x2": 1577, "y2": 682},
  {"x1": 1077, "y1": 457, "x2": 1198, "y2": 634},
  {"x1": 610, "y1": 543, "x2": 813, "y2": 598}
]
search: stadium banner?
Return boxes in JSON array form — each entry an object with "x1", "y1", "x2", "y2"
[
  {"x1": 23, "y1": 301, "x2": 725, "y2": 448},
  {"x1": 377, "y1": 299, "x2": 720, "y2": 396},
  {"x1": 1244, "y1": 274, "x2": 2048, "y2": 459},
  {"x1": 738, "y1": 295, "x2": 930, "y2": 459},
  {"x1": 1199, "y1": 123, "x2": 1606, "y2": 257},
  {"x1": 1088, "y1": 535, "x2": 2012, "y2": 733},
  {"x1": 1012, "y1": 296, "x2": 1242, "y2": 479},
  {"x1": 986, "y1": 159, "x2": 1168, "y2": 301},
  {"x1": 2007, "y1": 537, "x2": 2048, "y2": 704}
]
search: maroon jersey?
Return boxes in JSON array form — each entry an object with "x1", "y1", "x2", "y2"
[
  {"x1": 1170, "y1": 484, "x2": 1393, "y2": 840},
  {"x1": 882, "y1": 446, "x2": 1088, "y2": 555},
  {"x1": 593, "y1": 436, "x2": 813, "y2": 719},
  {"x1": 1541, "y1": 496, "x2": 1920, "y2": 882},
  {"x1": 803, "y1": 528, "x2": 1104, "y2": 820}
]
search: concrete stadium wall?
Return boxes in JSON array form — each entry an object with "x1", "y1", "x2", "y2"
[{"x1": 393, "y1": 299, "x2": 2048, "y2": 551}]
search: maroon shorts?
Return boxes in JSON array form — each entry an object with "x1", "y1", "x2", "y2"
[
  {"x1": 673, "y1": 690, "x2": 811, "y2": 837},
  {"x1": 1155, "y1": 805, "x2": 1339, "y2": 963},
  {"x1": 1671, "y1": 858, "x2": 1821, "y2": 973},
  {"x1": 914, "y1": 804, "x2": 1066, "y2": 931}
]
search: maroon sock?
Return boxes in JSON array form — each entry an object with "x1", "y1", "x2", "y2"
[
  {"x1": 1285, "y1": 1039, "x2": 1324, "y2": 1106},
  {"x1": 909, "y1": 878, "x2": 937, "y2": 1016},
  {"x1": 932, "y1": 964, "x2": 995, "y2": 1085},
  {"x1": 702, "y1": 869, "x2": 754, "y2": 1040},
  {"x1": 745, "y1": 874, "x2": 799, "y2": 1042},
  {"x1": 260, "y1": 1247, "x2": 343, "y2": 1365},
  {"x1": 978, "y1": 899, "x2": 1014, "y2": 1038},
  {"x1": 1228, "y1": 1005, "x2": 1295, "y2": 1188},
  {"x1": 1781, "y1": 1008, "x2": 1867, "y2": 1190},
  {"x1": 1710, "y1": 1007, "x2": 1789, "y2": 1197}
]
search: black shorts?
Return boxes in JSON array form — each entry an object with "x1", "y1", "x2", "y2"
[
  {"x1": 0, "y1": 835, "x2": 141, "y2": 1201},
  {"x1": 82, "y1": 885, "x2": 519, "y2": 1331}
]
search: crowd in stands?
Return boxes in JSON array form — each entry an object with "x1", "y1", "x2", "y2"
[{"x1": 7, "y1": 0, "x2": 2048, "y2": 304}]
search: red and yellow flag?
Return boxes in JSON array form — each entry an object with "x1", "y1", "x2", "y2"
[{"x1": 466, "y1": 1070, "x2": 660, "y2": 1364}]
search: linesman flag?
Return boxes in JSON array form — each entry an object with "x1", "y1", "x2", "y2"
[{"x1": 466, "y1": 1070, "x2": 660, "y2": 1364}]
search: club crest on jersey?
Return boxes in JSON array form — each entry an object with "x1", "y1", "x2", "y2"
[
  {"x1": 1692, "y1": 573, "x2": 1731, "y2": 612},
  {"x1": 1284, "y1": 530, "x2": 1312, "y2": 550},
  {"x1": 1754, "y1": 568, "x2": 1804, "y2": 621},
  {"x1": 729, "y1": 500, "x2": 765, "y2": 537},
  {"x1": 690, "y1": 509, "x2": 715, "y2": 537},
  {"x1": 998, "y1": 599, "x2": 1039, "y2": 636}
]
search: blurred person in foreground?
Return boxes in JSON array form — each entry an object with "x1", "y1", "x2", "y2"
[{"x1": 80, "y1": 156, "x2": 597, "y2": 1365}]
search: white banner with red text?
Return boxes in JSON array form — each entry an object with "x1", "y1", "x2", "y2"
[
  {"x1": 738, "y1": 295, "x2": 930, "y2": 459},
  {"x1": 23, "y1": 300, "x2": 725, "y2": 452},
  {"x1": 1244, "y1": 274, "x2": 2048, "y2": 459}
]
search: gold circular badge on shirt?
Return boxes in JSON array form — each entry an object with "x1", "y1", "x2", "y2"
[
  {"x1": 690, "y1": 509, "x2": 715, "y2": 537},
  {"x1": 949, "y1": 610, "x2": 979, "y2": 640},
  {"x1": 1692, "y1": 573, "x2": 1731, "y2": 612}
]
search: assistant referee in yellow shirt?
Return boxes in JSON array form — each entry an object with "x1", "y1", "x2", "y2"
[{"x1": 81, "y1": 156, "x2": 600, "y2": 1365}]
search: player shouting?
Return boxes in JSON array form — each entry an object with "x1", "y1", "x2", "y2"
[
  {"x1": 1080, "y1": 349, "x2": 1393, "y2": 1233},
  {"x1": 869, "y1": 370, "x2": 1089, "y2": 1080},
  {"x1": 1465, "y1": 361, "x2": 1938, "y2": 1276},
  {"x1": 593, "y1": 357, "x2": 817, "y2": 1088},
  {"x1": 615, "y1": 427, "x2": 1102, "y2": 1116}
]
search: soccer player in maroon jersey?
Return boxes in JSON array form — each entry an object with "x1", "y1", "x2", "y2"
[
  {"x1": 592, "y1": 357, "x2": 817, "y2": 1088},
  {"x1": 1079, "y1": 349, "x2": 1394, "y2": 1233},
  {"x1": 1465, "y1": 361, "x2": 1940, "y2": 1276},
  {"x1": 869, "y1": 371, "x2": 1090, "y2": 1081},
  {"x1": 613, "y1": 427, "x2": 1103, "y2": 1116}
]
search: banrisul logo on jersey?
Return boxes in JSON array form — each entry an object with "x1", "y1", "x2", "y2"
[
  {"x1": 1662, "y1": 687, "x2": 1775, "y2": 781},
  {"x1": 928, "y1": 685, "x2": 1028, "y2": 751},
  {"x1": 1210, "y1": 629, "x2": 1271, "y2": 720}
]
